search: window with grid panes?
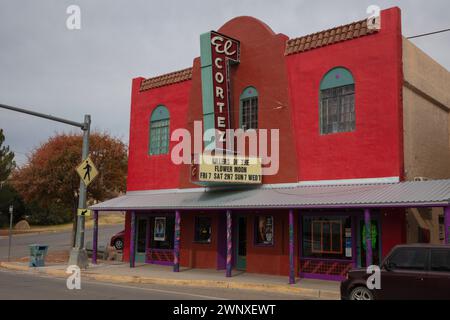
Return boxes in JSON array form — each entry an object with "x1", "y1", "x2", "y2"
[
  {"x1": 320, "y1": 84, "x2": 355, "y2": 134},
  {"x1": 319, "y1": 67, "x2": 355, "y2": 135},
  {"x1": 240, "y1": 86, "x2": 258, "y2": 130},
  {"x1": 149, "y1": 105, "x2": 170, "y2": 155}
]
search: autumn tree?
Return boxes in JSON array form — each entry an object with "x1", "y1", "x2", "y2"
[{"x1": 11, "y1": 132, "x2": 127, "y2": 243}]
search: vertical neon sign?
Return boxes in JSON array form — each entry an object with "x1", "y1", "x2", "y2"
[{"x1": 200, "y1": 31, "x2": 240, "y2": 149}]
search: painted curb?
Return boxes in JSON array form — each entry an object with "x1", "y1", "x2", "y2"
[{"x1": 0, "y1": 262, "x2": 340, "y2": 299}]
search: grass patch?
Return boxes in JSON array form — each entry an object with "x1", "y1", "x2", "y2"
[{"x1": 0, "y1": 212, "x2": 125, "y2": 235}]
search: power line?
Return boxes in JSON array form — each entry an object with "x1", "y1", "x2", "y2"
[{"x1": 407, "y1": 28, "x2": 450, "y2": 39}]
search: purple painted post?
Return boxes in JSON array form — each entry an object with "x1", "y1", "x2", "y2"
[
  {"x1": 444, "y1": 206, "x2": 450, "y2": 244},
  {"x1": 92, "y1": 210, "x2": 98, "y2": 264},
  {"x1": 130, "y1": 211, "x2": 136, "y2": 268},
  {"x1": 351, "y1": 216, "x2": 357, "y2": 268},
  {"x1": 289, "y1": 209, "x2": 295, "y2": 284},
  {"x1": 226, "y1": 210, "x2": 232, "y2": 277},
  {"x1": 173, "y1": 210, "x2": 181, "y2": 272},
  {"x1": 364, "y1": 208, "x2": 373, "y2": 267}
]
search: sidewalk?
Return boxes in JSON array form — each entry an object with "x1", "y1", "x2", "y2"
[{"x1": 0, "y1": 260, "x2": 340, "y2": 299}]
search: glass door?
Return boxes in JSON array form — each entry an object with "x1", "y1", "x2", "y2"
[
  {"x1": 148, "y1": 215, "x2": 175, "y2": 264},
  {"x1": 135, "y1": 217, "x2": 149, "y2": 263},
  {"x1": 235, "y1": 216, "x2": 247, "y2": 270}
]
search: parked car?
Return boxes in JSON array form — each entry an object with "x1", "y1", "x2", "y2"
[
  {"x1": 110, "y1": 230, "x2": 125, "y2": 250},
  {"x1": 341, "y1": 244, "x2": 450, "y2": 300}
]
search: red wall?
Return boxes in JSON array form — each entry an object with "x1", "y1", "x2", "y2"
[
  {"x1": 286, "y1": 7, "x2": 403, "y2": 182},
  {"x1": 128, "y1": 9, "x2": 404, "y2": 191},
  {"x1": 179, "y1": 211, "x2": 222, "y2": 269},
  {"x1": 127, "y1": 78, "x2": 192, "y2": 191},
  {"x1": 178, "y1": 210, "x2": 298, "y2": 275},
  {"x1": 245, "y1": 210, "x2": 299, "y2": 276},
  {"x1": 381, "y1": 208, "x2": 406, "y2": 258},
  {"x1": 122, "y1": 209, "x2": 298, "y2": 275}
]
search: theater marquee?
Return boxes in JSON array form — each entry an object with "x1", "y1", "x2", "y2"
[{"x1": 191, "y1": 154, "x2": 262, "y2": 185}]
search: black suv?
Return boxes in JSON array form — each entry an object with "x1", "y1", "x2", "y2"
[{"x1": 341, "y1": 244, "x2": 450, "y2": 300}]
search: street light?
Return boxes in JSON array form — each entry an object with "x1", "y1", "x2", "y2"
[
  {"x1": 8, "y1": 205, "x2": 13, "y2": 262},
  {"x1": 0, "y1": 103, "x2": 90, "y2": 268}
]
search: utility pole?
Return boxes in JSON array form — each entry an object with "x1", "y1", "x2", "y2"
[{"x1": 0, "y1": 103, "x2": 90, "y2": 268}]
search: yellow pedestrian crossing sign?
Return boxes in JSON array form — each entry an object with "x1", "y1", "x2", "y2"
[
  {"x1": 77, "y1": 208, "x2": 92, "y2": 217},
  {"x1": 76, "y1": 155, "x2": 99, "y2": 187}
]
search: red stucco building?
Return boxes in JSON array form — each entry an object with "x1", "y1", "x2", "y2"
[{"x1": 91, "y1": 7, "x2": 450, "y2": 281}]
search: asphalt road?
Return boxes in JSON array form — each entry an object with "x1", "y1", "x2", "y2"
[
  {"x1": 0, "y1": 268, "x2": 312, "y2": 300},
  {"x1": 0, "y1": 224, "x2": 123, "y2": 260}
]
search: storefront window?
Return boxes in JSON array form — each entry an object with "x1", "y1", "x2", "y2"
[
  {"x1": 255, "y1": 215, "x2": 274, "y2": 245},
  {"x1": 150, "y1": 216, "x2": 174, "y2": 250},
  {"x1": 194, "y1": 217, "x2": 212, "y2": 243},
  {"x1": 303, "y1": 215, "x2": 352, "y2": 260}
]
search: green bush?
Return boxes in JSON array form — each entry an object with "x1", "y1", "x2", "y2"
[{"x1": 26, "y1": 201, "x2": 73, "y2": 226}]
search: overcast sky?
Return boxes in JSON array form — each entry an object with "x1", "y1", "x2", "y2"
[{"x1": 1, "y1": 0, "x2": 449, "y2": 166}]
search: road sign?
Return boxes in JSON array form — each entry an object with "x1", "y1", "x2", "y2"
[
  {"x1": 77, "y1": 208, "x2": 92, "y2": 217},
  {"x1": 76, "y1": 155, "x2": 99, "y2": 187}
]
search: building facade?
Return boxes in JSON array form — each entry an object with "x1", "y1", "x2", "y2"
[{"x1": 91, "y1": 7, "x2": 450, "y2": 281}]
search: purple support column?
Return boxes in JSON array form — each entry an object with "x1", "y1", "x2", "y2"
[
  {"x1": 364, "y1": 208, "x2": 373, "y2": 267},
  {"x1": 173, "y1": 210, "x2": 181, "y2": 272},
  {"x1": 226, "y1": 210, "x2": 232, "y2": 278},
  {"x1": 444, "y1": 206, "x2": 450, "y2": 244},
  {"x1": 92, "y1": 210, "x2": 98, "y2": 264},
  {"x1": 130, "y1": 211, "x2": 136, "y2": 268},
  {"x1": 289, "y1": 209, "x2": 295, "y2": 284}
]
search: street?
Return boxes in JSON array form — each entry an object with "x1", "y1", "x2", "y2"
[
  {"x1": 0, "y1": 227, "x2": 315, "y2": 300},
  {"x1": 0, "y1": 268, "x2": 312, "y2": 300},
  {"x1": 0, "y1": 225, "x2": 123, "y2": 260}
]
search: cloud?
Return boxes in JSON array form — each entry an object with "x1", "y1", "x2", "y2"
[{"x1": 1, "y1": 0, "x2": 449, "y2": 166}]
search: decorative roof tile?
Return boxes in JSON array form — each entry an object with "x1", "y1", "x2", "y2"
[
  {"x1": 140, "y1": 67, "x2": 193, "y2": 91},
  {"x1": 285, "y1": 18, "x2": 378, "y2": 56}
]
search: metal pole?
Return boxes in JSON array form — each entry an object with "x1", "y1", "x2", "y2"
[
  {"x1": 92, "y1": 210, "x2": 98, "y2": 264},
  {"x1": 8, "y1": 205, "x2": 13, "y2": 262},
  {"x1": 0, "y1": 103, "x2": 84, "y2": 129},
  {"x1": 444, "y1": 206, "x2": 450, "y2": 244},
  {"x1": 289, "y1": 209, "x2": 295, "y2": 284},
  {"x1": 130, "y1": 211, "x2": 136, "y2": 268},
  {"x1": 68, "y1": 114, "x2": 90, "y2": 268},
  {"x1": 364, "y1": 208, "x2": 373, "y2": 267},
  {"x1": 226, "y1": 210, "x2": 232, "y2": 277},
  {"x1": 173, "y1": 210, "x2": 181, "y2": 272}
]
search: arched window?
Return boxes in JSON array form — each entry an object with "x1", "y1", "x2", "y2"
[
  {"x1": 319, "y1": 67, "x2": 355, "y2": 134},
  {"x1": 149, "y1": 105, "x2": 170, "y2": 155},
  {"x1": 240, "y1": 86, "x2": 258, "y2": 130}
]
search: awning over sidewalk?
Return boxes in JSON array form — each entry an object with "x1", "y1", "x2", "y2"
[{"x1": 90, "y1": 179, "x2": 450, "y2": 211}]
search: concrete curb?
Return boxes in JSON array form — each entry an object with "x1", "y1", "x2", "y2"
[{"x1": 0, "y1": 262, "x2": 340, "y2": 299}]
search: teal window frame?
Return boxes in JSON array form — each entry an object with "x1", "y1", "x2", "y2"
[
  {"x1": 239, "y1": 86, "x2": 258, "y2": 130},
  {"x1": 319, "y1": 67, "x2": 355, "y2": 135},
  {"x1": 149, "y1": 105, "x2": 170, "y2": 155}
]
